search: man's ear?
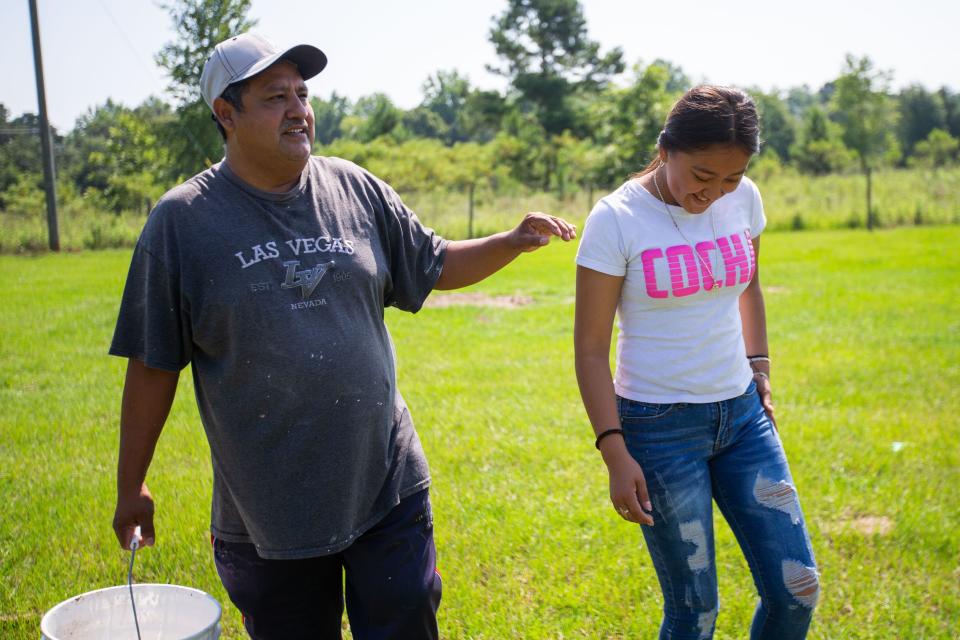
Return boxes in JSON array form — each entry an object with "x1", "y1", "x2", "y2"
[{"x1": 212, "y1": 97, "x2": 236, "y2": 134}]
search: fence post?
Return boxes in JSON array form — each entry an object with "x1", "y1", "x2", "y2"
[{"x1": 468, "y1": 182, "x2": 475, "y2": 239}]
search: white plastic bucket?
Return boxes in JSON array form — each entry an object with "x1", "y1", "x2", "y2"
[{"x1": 40, "y1": 584, "x2": 221, "y2": 640}]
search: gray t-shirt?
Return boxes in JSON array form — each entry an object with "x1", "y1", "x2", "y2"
[{"x1": 110, "y1": 156, "x2": 447, "y2": 559}]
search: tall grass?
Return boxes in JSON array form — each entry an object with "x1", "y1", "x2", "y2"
[
  {"x1": 2, "y1": 167, "x2": 958, "y2": 253},
  {"x1": 757, "y1": 166, "x2": 960, "y2": 230},
  {"x1": 0, "y1": 202, "x2": 147, "y2": 253},
  {"x1": 1, "y1": 226, "x2": 957, "y2": 637}
]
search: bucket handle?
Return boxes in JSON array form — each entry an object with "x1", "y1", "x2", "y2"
[{"x1": 128, "y1": 526, "x2": 143, "y2": 640}]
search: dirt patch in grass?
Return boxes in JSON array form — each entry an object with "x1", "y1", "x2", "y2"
[
  {"x1": 424, "y1": 293, "x2": 534, "y2": 308},
  {"x1": 822, "y1": 515, "x2": 894, "y2": 536}
]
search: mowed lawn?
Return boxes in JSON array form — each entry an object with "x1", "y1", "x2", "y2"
[{"x1": 1, "y1": 226, "x2": 957, "y2": 638}]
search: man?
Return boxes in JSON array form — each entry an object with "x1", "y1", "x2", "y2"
[{"x1": 110, "y1": 32, "x2": 575, "y2": 639}]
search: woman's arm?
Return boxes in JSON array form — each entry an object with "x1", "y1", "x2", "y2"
[
  {"x1": 739, "y1": 237, "x2": 775, "y2": 426},
  {"x1": 574, "y1": 266, "x2": 653, "y2": 526}
]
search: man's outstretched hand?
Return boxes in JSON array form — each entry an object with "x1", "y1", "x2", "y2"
[
  {"x1": 435, "y1": 212, "x2": 577, "y2": 290},
  {"x1": 508, "y1": 212, "x2": 577, "y2": 252}
]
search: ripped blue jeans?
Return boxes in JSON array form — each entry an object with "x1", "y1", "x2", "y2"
[{"x1": 618, "y1": 381, "x2": 819, "y2": 640}]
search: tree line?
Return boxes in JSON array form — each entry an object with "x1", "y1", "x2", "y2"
[{"x1": 2, "y1": 0, "x2": 959, "y2": 218}]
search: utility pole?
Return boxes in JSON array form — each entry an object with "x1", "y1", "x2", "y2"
[{"x1": 29, "y1": 0, "x2": 60, "y2": 251}]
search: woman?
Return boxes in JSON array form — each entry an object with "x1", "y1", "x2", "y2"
[{"x1": 574, "y1": 85, "x2": 819, "y2": 639}]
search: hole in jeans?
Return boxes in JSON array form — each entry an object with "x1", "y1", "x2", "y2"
[
  {"x1": 696, "y1": 608, "x2": 718, "y2": 639},
  {"x1": 753, "y1": 472, "x2": 802, "y2": 525},
  {"x1": 782, "y1": 559, "x2": 820, "y2": 608},
  {"x1": 678, "y1": 519, "x2": 709, "y2": 573}
]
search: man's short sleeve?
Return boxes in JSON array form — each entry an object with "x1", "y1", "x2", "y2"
[
  {"x1": 575, "y1": 202, "x2": 628, "y2": 277},
  {"x1": 377, "y1": 183, "x2": 447, "y2": 313},
  {"x1": 109, "y1": 226, "x2": 192, "y2": 372}
]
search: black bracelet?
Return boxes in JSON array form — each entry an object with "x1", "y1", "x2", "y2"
[{"x1": 595, "y1": 428, "x2": 624, "y2": 450}]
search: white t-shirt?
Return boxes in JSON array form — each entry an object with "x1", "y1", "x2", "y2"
[{"x1": 576, "y1": 176, "x2": 766, "y2": 403}]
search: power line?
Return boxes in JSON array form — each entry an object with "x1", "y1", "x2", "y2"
[
  {"x1": 90, "y1": 0, "x2": 220, "y2": 166},
  {"x1": 94, "y1": 0, "x2": 167, "y2": 90}
]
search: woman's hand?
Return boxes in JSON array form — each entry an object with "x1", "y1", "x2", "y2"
[
  {"x1": 601, "y1": 442, "x2": 654, "y2": 526},
  {"x1": 754, "y1": 372, "x2": 777, "y2": 429}
]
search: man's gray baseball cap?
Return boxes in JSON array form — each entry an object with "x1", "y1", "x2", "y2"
[{"x1": 200, "y1": 32, "x2": 327, "y2": 110}]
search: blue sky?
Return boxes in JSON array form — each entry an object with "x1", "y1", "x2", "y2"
[{"x1": 3, "y1": 0, "x2": 957, "y2": 131}]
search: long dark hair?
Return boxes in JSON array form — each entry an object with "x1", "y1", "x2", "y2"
[{"x1": 637, "y1": 85, "x2": 761, "y2": 176}]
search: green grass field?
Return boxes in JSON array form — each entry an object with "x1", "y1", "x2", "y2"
[{"x1": 1, "y1": 226, "x2": 958, "y2": 638}]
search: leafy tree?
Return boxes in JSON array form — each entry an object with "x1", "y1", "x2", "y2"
[
  {"x1": 830, "y1": 55, "x2": 899, "y2": 170},
  {"x1": 0, "y1": 108, "x2": 47, "y2": 196},
  {"x1": 156, "y1": 0, "x2": 256, "y2": 105},
  {"x1": 751, "y1": 90, "x2": 796, "y2": 163},
  {"x1": 586, "y1": 61, "x2": 674, "y2": 185},
  {"x1": 785, "y1": 85, "x2": 820, "y2": 120},
  {"x1": 499, "y1": 108, "x2": 551, "y2": 188},
  {"x1": 446, "y1": 142, "x2": 500, "y2": 237},
  {"x1": 830, "y1": 55, "x2": 900, "y2": 227},
  {"x1": 446, "y1": 142, "x2": 497, "y2": 191},
  {"x1": 747, "y1": 150, "x2": 785, "y2": 184},
  {"x1": 460, "y1": 90, "x2": 509, "y2": 143},
  {"x1": 487, "y1": 0, "x2": 624, "y2": 136},
  {"x1": 421, "y1": 70, "x2": 472, "y2": 144},
  {"x1": 316, "y1": 137, "x2": 378, "y2": 168},
  {"x1": 790, "y1": 107, "x2": 855, "y2": 175},
  {"x1": 817, "y1": 81, "x2": 837, "y2": 107},
  {"x1": 369, "y1": 137, "x2": 448, "y2": 193},
  {"x1": 0, "y1": 172, "x2": 46, "y2": 216},
  {"x1": 342, "y1": 93, "x2": 404, "y2": 143},
  {"x1": 402, "y1": 107, "x2": 450, "y2": 144},
  {"x1": 897, "y1": 85, "x2": 946, "y2": 160},
  {"x1": 650, "y1": 58, "x2": 690, "y2": 94},
  {"x1": 311, "y1": 93, "x2": 351, "y2": 145},
  {"x1": 402, "y1": 107, "x2": 449, "y2": 141},
  {"x1": 555, "y1": 131, "x2": 609, "y2": 202},
  {"x1": 63, "y1": 99, "x2": 173, "y2": 212},
  {"x1": 155, "y1": 0, "x2": 257, "y2": 176},
  {"x1": 937, "y1": 87, "x2": 960, "y2": 139},
  {"x1": 911, "y1": 128, "x2": 959, "y2": 168}
]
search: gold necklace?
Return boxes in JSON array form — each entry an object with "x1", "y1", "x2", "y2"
[{"x1": 653, "y1": 166, "x2": 722, "y2": 290}]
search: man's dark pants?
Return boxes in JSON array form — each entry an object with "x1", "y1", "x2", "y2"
[{"x1": 213, "y1": 489, "x2": 441, "y2": 639}]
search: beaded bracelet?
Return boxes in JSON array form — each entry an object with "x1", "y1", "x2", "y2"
[{"x1": 594, "y1": 428, "x2": 624, "y2": 450}]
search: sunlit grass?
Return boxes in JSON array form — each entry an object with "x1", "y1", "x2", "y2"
[{"x1": 0, "y1": 226, "x2": 957, "y2": 637}]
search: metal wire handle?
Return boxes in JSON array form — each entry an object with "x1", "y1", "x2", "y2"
[{"x1": 128, "y1": 526, "x2": 143, "y2": 640}]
